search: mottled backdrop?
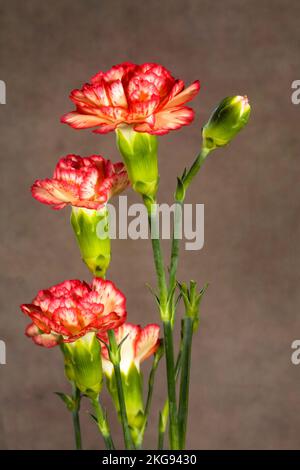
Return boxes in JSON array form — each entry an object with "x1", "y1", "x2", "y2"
[{"x1": 0, "y1": 0, "x2": 300, "y2": 450}]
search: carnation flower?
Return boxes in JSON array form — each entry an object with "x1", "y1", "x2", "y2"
[
  {"x1": 31, "y1": 154, "x2": 129, "y2": 210},
  {"x1": 61, "y1": 62, "x2": 200, "y2": 135},
  {"x1": 21, "y1": 278, "x2": 127, "y2": 347}
]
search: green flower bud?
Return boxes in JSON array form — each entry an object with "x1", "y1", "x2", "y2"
[
  {"x1": 178, "y1": 281, "x2": 208, "y2": 331},
  {"x1": 61, "y1": 333, "x2": 102, "y2": 398},
  {"x1": 202, "y1": 95, "x2": 251, "y2": 150},
  {"x1": 116, "y1": 126, "x2": 159, "y2": 200},
  {"x1": 71, "y1": 207, "x2": 110, "y2": 278}
]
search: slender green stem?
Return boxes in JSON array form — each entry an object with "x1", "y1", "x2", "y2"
[
  {"x1": 145, "y1": 359, "x2": 158, "y2": 420},
  {"x1": 178, "y1": 317, "x2": 194, "y2": 449},
  {"x1": 138, "y1": 349, "x2": 163, "y2": 447},
  {"x1": 91, "y1": 396, "x2": 115, "y2": 450},
  {"x1": 158, "y1": 341, "x2": 182, "y2": 449},
  {"x1": 158, "y1": 412, "x2": 165, "y2": 450},
  {"x1": 163, "y1": 320, "x2": 179, "y2": 449},
  {"x1": 71, "y1": 384, "x2": 82, "y2": 450},
  {"x1": 169, "y1": 202, "x2": 182, "y2": 297},
  {"x1": 168, "y1": 148, "x2": 210, "y2": 299},
  {"x1": 148, "y1": 206, "x2": 168, "y2": 314},
  {"x1": 108, "y1": 329, "x2": 134, "y2": 450},
  {"x1": 182, "y1": 147, "x2": 211, "y2": 191},
  {"x1": 147, "y1": 202, "x2": 179, "y2": 448}
]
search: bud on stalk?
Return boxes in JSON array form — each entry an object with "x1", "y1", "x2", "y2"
[{"x1": 202, "y1": 95, "x2": 251, "y2": 150}]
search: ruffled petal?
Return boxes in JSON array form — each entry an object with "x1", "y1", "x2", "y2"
[
  {"x1": 79, "y1": 167, "x2": 99, "y2": 200},
  {"x1": 134, "y1": 324, "x2": 160, "y2": 365},
  {"x1": 31, "y1": 179, "x2": 78, "y2": 209},
  {"x1": 92, "y1": 278, "x2": 127, "y2": 326},
  {"x1": 21, "y1": 304, "x2": 57, "y2": 334},
  {"x1": 142, "y1": 106, "x2": 195, "y2": 135},
  {"x1": 25, "y1": 323, "x2": 59, "y2": 348},
  {"x1": 165, "y1": 80, "x2": 200, "y2": 109},
  {"x1": 92, "y1": 62, "x2": 136, "y2": 84},
  {"x1": 61, "y1": 112, "x2": 104, "y2": 129},
  {"x1": 92, "y1": 123, "x2": 118, "y2": 134},
  {"x1": 117, "y1": 323, "x2": 141, "y2": 373},
  {"x1": 52, "y1": 307, "x2": 82, "y2": 335},
  {"x1": 107, "y1": 80, "x2": 128, "y2": 108}
]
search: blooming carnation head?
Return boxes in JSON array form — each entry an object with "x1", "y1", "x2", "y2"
[
  {"x1": 31, "y1": 154, "x2": 129, "y2": 210},
  {"x1": 21, "y1": 278, "x2": 127, "y2": 347},
  {"x1": 61, "y1": 62, "x2": 200, "y2": 135},
  {"x1": 100, "y1": 322, "x2": 161, "y2": 376}
]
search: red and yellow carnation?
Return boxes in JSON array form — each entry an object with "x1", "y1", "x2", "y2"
[
  {"x1": 61, "y1": 62, "x2": 200, "y2": 135},
  {"x1": 31, "y1": 154, "x2": 129, "y2": 210},
  {"x1": 21, "y1": 278, "x2": 127, "y2": 347}
]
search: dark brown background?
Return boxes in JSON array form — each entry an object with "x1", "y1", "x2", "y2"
[{"x1": 0, "y1": 0, "x2": 300, "y2": 450}]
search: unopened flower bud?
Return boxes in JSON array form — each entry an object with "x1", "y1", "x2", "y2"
[
  {"x1": 202, "y1": 96, "x2": 251, "y2": 150},
  {"x1": 178, "y1": 281, "x2": 208, "y2": 331}
]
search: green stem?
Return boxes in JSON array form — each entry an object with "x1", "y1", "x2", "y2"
[
  {"x1": 163, "y1": 320, "x2": 179, "y2": 449},
  {"x1": 158, "y1": 341, "x2": 182, "y2": 449},
  {"x1": 178, "y1": 317, "x2": 194, "y2": 449},
  {"x1": 91, "y1": 396, "x2": 115, "y2": 450},
  {"x1": 138, "y1": 349, "x2": 162, "y2": 447},
  {"x1": 168, "y1": 201, "x2": 183, "y2": 323},
  {"x1": 147, "y1": 202, "x2": 179, "y2": 448},
  {"x1": 145, "y1": 359, "x2": 158, "y2": 420},
  {"x1": 148, "y1": 206, "x2": 168, "y2": 314},
  {"x1": 182, "y1": 147, "x2": 211, "y2": 191},
  {"x1": 168, "y1": 147, "x2": 210, "y2": 299},
  {"x1": 158, "y1": 412, "x2": 165, "y2": 450},
  {"x1": 71, "y1": 385, "x2": 82, "y2": 450},
  {"x1": 108, "y1": 329, "x2": 134, "y2": 450}
]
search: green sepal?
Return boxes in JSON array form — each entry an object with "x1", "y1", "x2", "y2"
[
  {"x1": 178, "y1": 281, "x2": 209, "y2": 331},
  {"x1": 71, "y1": 207, "x2": 111, "y2": 278},
  {"x1": 55, "y1": 392, "x2": 76, "y2": 411},
  {"x1": 116, "y1": 126, "x2": 159, "y2": 199},
  {"x1": 175, "y1": 177, "x2": 185, "y2": 202},
  {"x1": 61, "y1": 333, "x2": 103, "y2": 399}
]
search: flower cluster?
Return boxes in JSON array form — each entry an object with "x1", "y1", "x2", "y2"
[
  {"x1": 21, "y1": 278, "x2": 126, "y2": 347},
  {"x1": 21, "y1": 60, "x2": 250, "y2": 450},
  {"x1": 61, "y1": 62, "x2": 200, "y2": 135}
]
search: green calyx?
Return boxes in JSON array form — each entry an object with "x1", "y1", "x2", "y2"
[
  {"x1": 178, "y1": 281, "x2": 208, "y2": 331},
  {"x1": 105, "y1": 363, "x2": 145, "y2": 443},
  {"x1": 61, "y1": 333, "x2": 102, "y2": 399},
  {"x1": 116, "y1": 126, "x2": 159, "y2": 199},
  {"x1": 202, "y1": 95, "x2": 251, "y2": 150},
  {"x1": 71, "y1": 206, "x2": 111, "y2": 278}
]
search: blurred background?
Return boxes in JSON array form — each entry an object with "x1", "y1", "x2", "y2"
[{"x1": 0, "y1": 0, "x2": 300, "y2": 450}]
